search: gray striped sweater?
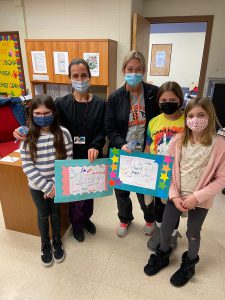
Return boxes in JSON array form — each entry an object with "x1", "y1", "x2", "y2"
[{"x1": 20, "y1": 126, "x2": 73, "y2": 194}]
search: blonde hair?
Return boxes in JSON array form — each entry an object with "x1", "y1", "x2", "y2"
[
  {"x1": 122, "y1": 50, "x2": 146, "y2": 72},
  {"x1": 182, "y1": 96, "x2": 220, "y2": 146}
]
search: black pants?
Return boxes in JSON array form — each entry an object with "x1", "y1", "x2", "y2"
[
  {"x1": 155, "y1": 197, "x2": 179, "y2": 229},
  {"x1": 160, "y1": 200, "x2": 208, "y2": 259},
  {"x1": 30, "y1": 189, "x2": 61, "y2": 244},
  {"x1": 115, "y1": 188, "x2": 155, "y2": 224}
]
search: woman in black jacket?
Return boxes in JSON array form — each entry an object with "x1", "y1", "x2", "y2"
[{"x1": 105, "y1": 50, "x2": 159, "y2": 237}]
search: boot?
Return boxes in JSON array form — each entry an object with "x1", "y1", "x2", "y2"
[
  {"x1": 144, "y1": 247, "x2": 171, "y2": 276},
  {"x1": 170, "y1": 251, "x2": 199, "y2": 287}
]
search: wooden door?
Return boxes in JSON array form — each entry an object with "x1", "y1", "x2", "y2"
[{"x1": 132, "y1": 13, "x2": 150, "y2": 81}]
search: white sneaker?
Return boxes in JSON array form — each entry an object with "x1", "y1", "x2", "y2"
[
  {"x1": 144, "y1": 222, "x2": 155, "y2": 236},
  {"x1": 116, "y1": 222, "x2": 131, "y2": 237}
]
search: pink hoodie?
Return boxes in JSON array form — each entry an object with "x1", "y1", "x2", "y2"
[{"x1": 168, "y1": 134, "x2": 225, "y2": 209}]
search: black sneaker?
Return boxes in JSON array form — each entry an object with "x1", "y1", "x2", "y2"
[
  {"x1": 41, "y1": 242, "x2": 53, "y2": 267},
  {"x1": 84, "y1": 220, "x2": 96, "y2": 235},
  {"x1": 73, "y1": 229, "x2": 85, "y2": 242},
  {"x1": 53, "y1": 238, "x2": 65, "y2": 263}
]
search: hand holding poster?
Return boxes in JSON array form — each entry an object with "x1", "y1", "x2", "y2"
[
  {"x1": 109, "y1": 148, "x2": 173, "y2": 199},
  {"x1": 54, "y1": 158, "x2": 113, "y2": 203}
]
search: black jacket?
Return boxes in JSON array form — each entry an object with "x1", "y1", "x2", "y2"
[
  {"x1": 105, "y1": 82, "x2": 159, "y2": 150},
  {"x1": 55, "y1": 94, "x2": 105, "y2": 159}
]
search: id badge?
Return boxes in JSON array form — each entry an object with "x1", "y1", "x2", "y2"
[
  {"x1": 217, "y1": 128, "x2": 225, "y2": 137},
  {"x1": 74, "y1": 136, "x2": 86, "y2": 144}
]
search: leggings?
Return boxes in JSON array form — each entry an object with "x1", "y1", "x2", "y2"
[{"x1": 160, "y1": 200, "x2": 208, "y2": 259}]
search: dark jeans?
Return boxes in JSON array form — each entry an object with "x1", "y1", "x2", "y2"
[
  {"x1": 69, "y1": 199, "x2": 93, "y2": 231},
  {"x1": 155, "y1": 197, "x2": 179, "y2": 229},
  {"x1": 115, "y1": 188, "x2": 155, "y2": 224},
  {"x1": 30, "y1": 189, "x2": 61, "y2": 244},
  {"x1": 160, "y1": 200, "x2": 208, "y2": 259}
]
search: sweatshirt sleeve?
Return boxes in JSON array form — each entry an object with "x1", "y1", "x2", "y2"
[
  {"x1": 105, "y1": 95, "x2": 127, "y2": 149},
  {"x1": 62, "y1": 127, "x2": 73, "y2": 159},
  {"x1": 193, "y1": 153, "x2": 225, "y2": 203},
  {"x1": 146, "y1": 122, "x2": 153, "y2": 147},
  {"x1": 20, "y1": 141, "x2": 53, "y2": 194},
  {"x1": 89, "y1": 101, "x2": 106, "y2": 151}
]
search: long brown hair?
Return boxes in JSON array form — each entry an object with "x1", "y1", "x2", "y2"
[
  {"x1": 26, "y1": 95, "x2": 67, "y2": 162},
  {"x1": 182, "y1": 96, "x2": 220, "y2": 146}
]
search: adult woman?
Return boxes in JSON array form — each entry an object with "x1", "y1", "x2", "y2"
[
  {"x1": 105, "y1": 50, "x2": 159, "y2": 237},
  {"x1": 15, "y1": 59, "x2": 105, "y2": 242}
]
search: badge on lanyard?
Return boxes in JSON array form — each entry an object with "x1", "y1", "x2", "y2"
[{"x1": 74, "y1": 136, "x2": 86, "y2": 144}]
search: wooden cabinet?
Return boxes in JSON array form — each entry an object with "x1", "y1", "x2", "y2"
[{"x1": 25, "y1": 39, "x2": 117, "y2": 98}]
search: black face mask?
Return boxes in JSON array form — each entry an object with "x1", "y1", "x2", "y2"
[{"x1": 160, "y1": 102, "x2": 179, "y2": 115}]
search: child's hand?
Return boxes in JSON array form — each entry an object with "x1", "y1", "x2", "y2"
[
  {"x1": 182, "y1": 195, "x2": 198, "y2": 210},
  {"x1": 172, "y1": 197, "x2": 188, "y2": 213},
  {"x1": 44, "y1": 186, "x2": 55, "y2": 199},
  {"x1": 13, "y1": 128, "x2": 27, "y2": 141},
  {"x1": 121, "y1": 144, "x2": 131, "y2": 153}
]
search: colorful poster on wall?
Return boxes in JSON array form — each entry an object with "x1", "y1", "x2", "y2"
[
  {"x1": 109, "y1": 148, "x2": 174, "y2": 199},
  {"x1": 83, "y1": 53, "x2": 99, "y2": 76},
  {"x1": 0, "y1": 32, "x2": 26, "y2": 96},
  {"x1": 54, "y1": 158, "x2": 113, "y2": 203}
]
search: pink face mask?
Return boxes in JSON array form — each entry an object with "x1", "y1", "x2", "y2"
[{"x1": 186, "y1": 117, "x2": 209, "y2": 133}]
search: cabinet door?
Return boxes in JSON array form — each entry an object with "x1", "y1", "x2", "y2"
[
  {"x1": 50, "y1": 41, "x2": 79, "y2": 84},
  {"x1": 25, "y1": 40, "x2": 53, "y2": 83},
  {"x1": 78, "y1": 41, "x2": 108, "y2": 86}
]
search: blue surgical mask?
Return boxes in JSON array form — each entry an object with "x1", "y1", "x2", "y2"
[
  {"x1": 124, "y1": 73, "x2": 143, "y2": 87},
  {"x1": 72, "y1": 79, "x2": 90, "y2": 94},
  {"x1": 33, "y1": 115, "x2": 54, "y2": 127}
]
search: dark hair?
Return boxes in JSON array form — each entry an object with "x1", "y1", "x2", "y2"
[
  {"x1": 26, "y1": 94, "x2": 67, "y2": 162},
  {"x1": 68, "y1": 58, "x2": 91, "y2": 78},
  {"x1": 157, "y1": 81, "x2": 184, "y2": 107}
]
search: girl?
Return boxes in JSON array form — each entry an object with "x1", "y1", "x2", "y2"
[
  {"x1": 144, "y1": 97, "x2": 225, "y2": 287},
  {"x1": 20, "y1": 95, "x2": 73, "y2": 267},
  {"x1": 144, "y1": 81, "x2": 185, "y2": 251},
  {"x1": 105, "y1": 50, "x2": 159, "y2": 237}
]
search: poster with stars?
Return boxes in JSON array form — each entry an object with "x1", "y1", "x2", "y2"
[
  {"x1": 54, "y1": 158, "x2": 113, "y2": 203},
  {"x1": 109, "y1": 148, "x2": 174, "y2": 199}
]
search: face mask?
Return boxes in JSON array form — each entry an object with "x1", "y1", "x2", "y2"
[
  {"x1": 160, "y1": 102, "x2": 179, "y2": 115},
  {"x1": 33, "y1": 115, "x2": 54, "y2": 127},
  {"x1": 72, "y1": 79, "x2": 89, "y2": 94},
  {"x1": 186, "y1": 117, "x2": 209, "y2": 133},
  {"x1": 124, "y1": 73, "x2": 143, "y2": 87}
]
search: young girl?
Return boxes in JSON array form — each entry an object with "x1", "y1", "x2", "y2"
[
  {"x1": 20, "y1": 95, "x2": 73, "y2": 267},
  {"x1": 144, "y1": 81, "x2": 185, "y2": 250},
  {"x1": 144, "y1": 97, "x2": 225, "y2": 287}
]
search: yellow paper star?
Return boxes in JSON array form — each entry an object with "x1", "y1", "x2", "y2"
[
  {"x1": 111, "y1": 164, "x2": 118, "y2": 171},
  {"x1": 162, "y1": 164, "x2": 171, "y2": 172},
  {"x1": 111, "y1": 156, "x2": 119, "y2": 163},
  {"x1": 160, "y1": 172, "x2": 169, "y2": 181}
]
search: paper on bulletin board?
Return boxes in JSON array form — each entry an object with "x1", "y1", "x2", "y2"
[
  {"x1": 83, "y1": 53, "x2": 99, "y2": 76},
  {"x1": 31, "y1": 51, "x2": 47, "y2": 74},
  {"x1": 53, "y1": 52, "x2": 69, "y2": 75},
  {"x1": 0, "y1": 32, "x2": 26, "y2": 96},
  {"x1": 155, "y1": 51, "x2": 166, "y2": 68},
  {"x1": 54, "y1": 158, "x2": 113, "y2": 203},
  {"x1": 109, "y1": 148, "x2": 174, "y2": 199}
]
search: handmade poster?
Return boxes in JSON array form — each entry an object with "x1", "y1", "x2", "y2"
[
  {"x1": 54, "y1": 158, "x2": 113, "y2": 203},
  {"x1": 0, "y1": 32, "x2": 26, "y2": 96},
  {"x1": 53, "y1": 51, "x2": 69, "y2": 75},
  {"x1": 109, "y1": 148, "x2": 174, "y2": 199},
  {"x1": 83, "y1": 53, "x2": 99, "y2": 76},
  {"x1": 31, "y1": 51, "x2": 47, "y2": 74}
]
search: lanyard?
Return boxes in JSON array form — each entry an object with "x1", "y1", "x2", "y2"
[{"x1": 130, "y1": 94, "x2": 141, "y2": 125}]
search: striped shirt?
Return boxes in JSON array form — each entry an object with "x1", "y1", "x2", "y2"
[{"x1": 20, "y1": 126, "x2": 73, "y2": 194}]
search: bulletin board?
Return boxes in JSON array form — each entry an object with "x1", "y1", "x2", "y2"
[
  {"x1": 0, "y1": 32, "x2": 26, "y2": 97},
  {"x1": 150, "y1": 44, "x2": 172, "y2": 76}
]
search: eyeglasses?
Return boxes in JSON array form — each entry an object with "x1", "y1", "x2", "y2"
[{"x1": 33, "y1": 112, "x2": 53, "y2": 117}]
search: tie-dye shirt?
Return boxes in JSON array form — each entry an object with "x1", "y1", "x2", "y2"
[{"x1": 146, "y1": 113, "x2": 184, "y2": 155}]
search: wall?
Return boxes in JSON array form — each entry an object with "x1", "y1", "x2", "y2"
[
  {"x1": 0, "y1": 0, "x2": 133, "y2": 91},
  {"x1": 147, "y1": 32, "x2": 205, "y2": 88},
  {"x1": 143, "y1": 0, "x2": 225, "y2": 93}
]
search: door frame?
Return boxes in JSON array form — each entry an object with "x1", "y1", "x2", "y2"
[{"x1": 146, "y1": 15, "x2": 214, "y2": 96}]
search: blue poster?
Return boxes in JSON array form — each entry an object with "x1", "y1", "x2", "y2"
[
  {"x1": 54, "y1": 158, "x2": 113, "y2": 203},
  {"x1": 109, "y1": 148, "x2": 173, "y2": 199}
]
